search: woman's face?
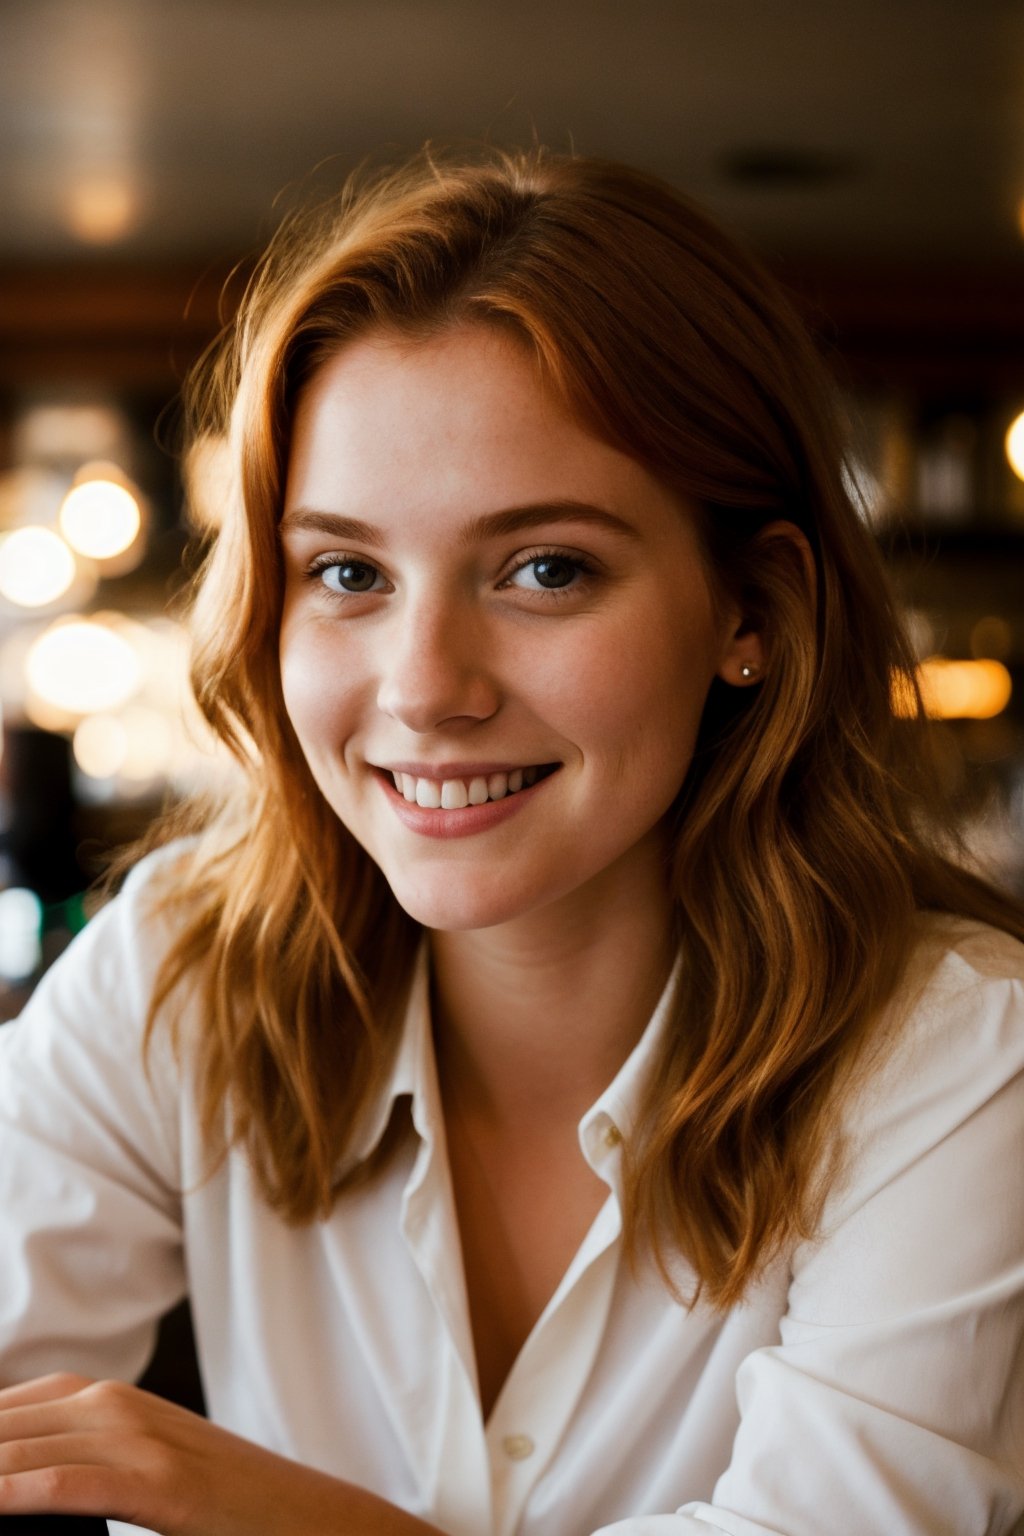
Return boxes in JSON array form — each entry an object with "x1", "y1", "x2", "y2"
[{"x1": 279, "y1": 325, "x2": 752, "y2": 932}]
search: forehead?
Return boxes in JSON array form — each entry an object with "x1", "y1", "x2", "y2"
[{"x1": 283, "y1": 325, "x2": 681, "y2": 529}]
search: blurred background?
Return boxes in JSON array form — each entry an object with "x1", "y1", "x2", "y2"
[{"x1": 2, "y1": 0, "x2": 1024, "y2": 1013}]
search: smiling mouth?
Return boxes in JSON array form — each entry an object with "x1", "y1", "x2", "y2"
[{"x1": 384, "y1": 763, "x2": 559, "y2": 809}]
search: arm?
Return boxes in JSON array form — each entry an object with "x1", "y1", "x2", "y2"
[
  {"x1": 0, "y1": 856, "x2": 187, "y2": 1388},
  {"x1": 0, "y1": 855, "x2": 445, "y2": 1536},
  {"x1": 0, "y1": 1374, "x2": 444, "y2": 1536},
  {"x1": 3, "y1": 921, "x2": 1022, "y2": 1535},
  {"x1": 593, "y1": 930, "x2": 1024, "y2": 1536}
]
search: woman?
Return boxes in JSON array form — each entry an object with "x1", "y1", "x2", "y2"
[{"x1": 0, "y1": 148, "x2": 1021, "y2": 1536}]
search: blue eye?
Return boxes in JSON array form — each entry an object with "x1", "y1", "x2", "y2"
[{"x1": 319, "y1": 560, "x2": 383, "y2": 594}]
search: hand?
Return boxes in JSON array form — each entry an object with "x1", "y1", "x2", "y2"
[{"x1": 0, "y1": 1375, "x2": 442, "y2": 1536}]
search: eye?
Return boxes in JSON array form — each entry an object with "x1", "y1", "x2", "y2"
[
  {"x1": 506, "y1": 554, "x2": 589, "y2": 592},
  {"x1": 314, "y1": 558, "x2": 386, "y2": 594}
]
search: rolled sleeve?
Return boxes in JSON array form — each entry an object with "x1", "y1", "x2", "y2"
[{"x1": 596, "y1": 929, "x2": 1024, "y2": 1536}]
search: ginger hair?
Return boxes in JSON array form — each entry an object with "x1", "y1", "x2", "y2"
[{"x1": 145, "y1": 147, "x2": 1024, "y2": 1304}]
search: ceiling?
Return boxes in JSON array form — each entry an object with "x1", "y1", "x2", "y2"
[{"x1": 3, "y1": 0, "x2": 1024, "y2": 270}]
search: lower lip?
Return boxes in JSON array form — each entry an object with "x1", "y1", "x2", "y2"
[{"x1": 376, "y1": 770, "x2": 557, "y2": 840}]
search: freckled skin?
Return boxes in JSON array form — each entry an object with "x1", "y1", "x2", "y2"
[{"x1": 278, "y1": 325, "x2": 748, "y2": 935}]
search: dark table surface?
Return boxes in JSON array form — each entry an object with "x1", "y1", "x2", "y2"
[{"x1": 0, "y1": 1519, "x2": 110, "y2": 1532}]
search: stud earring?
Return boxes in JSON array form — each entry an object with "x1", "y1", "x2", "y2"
[{"x1": 740, "y1": 662, "x2": 759, "y2": 681}]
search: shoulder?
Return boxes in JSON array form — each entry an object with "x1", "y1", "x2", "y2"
[
  {"x1": 0, "y1": 842, "x2": 200, "y2": 1191},
  {"x1": 823, "y1": 916, "x2": 1024, "y2": 1228},
  {"x1": 3, "y1": 839, "x2": 199, "y2": 1058},
  {"x1": 877, "y1": 915, "x2": 1024, "y2": 1097},
  {"x1": 914, "y1": 913, "x2": 1024, "y2": 996}
]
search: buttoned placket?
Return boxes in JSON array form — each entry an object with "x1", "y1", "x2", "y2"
[
  {"x1": 387, "y1": 951, "x2": 676, "y2": 1536},
  {"x1": 399, "y1": 1084, "x2": 632, "y2": 1536},
  {"x1": 483, "y1": 1125, "x2": 627, "y2": 1536},
  {"x1": 397, "y1": 1032, "x2": 495, "y2": 1536}
]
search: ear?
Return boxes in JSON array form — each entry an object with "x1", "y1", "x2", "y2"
[{"x1": 714, "y1": 520, "x2": 816, "y2": 688}]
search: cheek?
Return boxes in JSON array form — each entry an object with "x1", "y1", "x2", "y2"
[
  {"x1": 557, "y1": 612, "x2": 716, "y2": 774},
  {"x1": 278, "y1": 619, "x2": 357, "y2": 751},
  {"x1": 564, "y1": 611, "x2": 718, "y2": 731}
]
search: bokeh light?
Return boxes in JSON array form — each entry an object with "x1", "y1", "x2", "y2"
[
  {"x1": 25, "y1": 617, "x2": 143, "y2": 716},
  {"x1": 13, "y1": 404, "x2": 128, "y2": 465},
  {"x1": 0, "y1": 467, "x2": 68, "y2": 527},
  {"x1": 73, "y1": 705, "x2": 175, "y2": 783},
  {"x1": 119, "y1": 704, "x2": 175, "y2": 780},
  {"x1": 66, "y1": 177, "x2": 138, "y2": 245},
  {"x1": 1006, "y1": 411, "x2": 1024, "y2": 482},
  {"x1": 73, "y1": 713, "x2": 130, "y2": 779},
  {"x1": 0, "y1": 527, "x2": 76, "y2": 608},
  {"x1": 60, "y1": 475, "x2": 141, "y2": 559},
  {"x1": 185, "y1": 434, "x2": 234, "y2": 531},
  {"x1": 892, "y1": 658, "x2": 1014, "y2": 720},
  {"x1": 918, "y1": 657, "x2": 1013, "y2": 720}
]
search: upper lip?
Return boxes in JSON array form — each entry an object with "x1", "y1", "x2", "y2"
[{"x1": 373, "y1": 760, "x2": 556, "y2": 779}]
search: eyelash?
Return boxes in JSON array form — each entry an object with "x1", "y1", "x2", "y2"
[
  {"x1": 304, "y1": 548, "x2": 599, "y2": 601},
  {"x1": 306, "y1": 553, "x2": 386, "y2": 596},
  {"x1": 501, "y1": 547, "x2": 598, "y2": 598}
]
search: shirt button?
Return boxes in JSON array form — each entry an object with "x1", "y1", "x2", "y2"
[
  {"x1": 502, "y1": 1433, "x2": 535, "y2": 1461},
  {"x1": 602, "y1": 1122, "x2": 623, "y2": 1149}
]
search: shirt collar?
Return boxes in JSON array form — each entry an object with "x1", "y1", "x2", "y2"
[
  {"x1": 347, "y1": 943, "x2": 436, "y2": 1165},
  {"x1": 349, "y1": 943, "x2": 681, "y2": 1172},
  {"x1": 577, "y1": 952, "x2": 682, "y2": 1177}
]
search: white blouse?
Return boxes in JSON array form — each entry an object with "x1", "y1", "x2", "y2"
[{"x1": 0, "y1": 849, "x2": 1022, "y2": 1536}]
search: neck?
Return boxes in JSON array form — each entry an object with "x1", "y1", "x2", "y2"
[{"x1": 429, "y1": 843, "x2": 677, "y2": 1131}]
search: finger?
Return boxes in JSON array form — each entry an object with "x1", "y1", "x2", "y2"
[
  {"x1": 0, "y1": 1431, "x2": 122, "y2": 1475},
  {"x1": 0, "y1": 1461, "x2": 119, "y2": 1519},
  {"x1": 0, "y1": 1399, "x2": 94, "y2": 1444},
  {"x1": 0, "y1": 1374, "x2": 94, "y2": 1409}
]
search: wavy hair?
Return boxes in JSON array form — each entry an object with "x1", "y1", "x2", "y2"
[{"x1": 148, "y1": 146, "x2": 1024, "y2": 1305}]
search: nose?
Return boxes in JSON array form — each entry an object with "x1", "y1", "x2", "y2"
[{"x1": 376, "y1": 590, "x2": 500, "y2": 733}]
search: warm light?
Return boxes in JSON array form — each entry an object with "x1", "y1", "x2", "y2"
[
  {"x1": 66, "y1": 178, "x2": 138, "y2": 244},
  {"x1": 60, "y1": 477, "x2": 141, "y2": 559},
  {"x1": 73, "y1": 713, "x2": 129, "y2": 779},
  {"x1": 14, "y1": 404, "x2": 127, "y2": 464},
  {"x1": 120, "y1": 705, "x2": 175, "y2": 780},
  {"x1": 25, "y1": 618, "x2": 142, "y2": 716},
  {"x1": 890, "y1": 668, "x2": 920, "y2": 718},
  {"x1": 0, "y1": 467, "x2": 67, "y2": 528},
  {"x1": 918, "y1": 657, "x2": 1013, "y2": 720},
  {"x1": 892, "y1": 658, "x2": 1014, "y2": 720},
  {"x1": 75, "y1": 704, "x2": 178, "y2": 785},
  {"x1": 185, "y1": 434, "x2": 234, "y2": 531},
  {"x1": 1006, "y1": 411, "x2": 1024, "y2": 482},
  {"x1": 0, "y1": 527, "x2": 76, "y2": 607},
  {"x1": 0, "y1": 887, "x2": 43, "y2": 982}
]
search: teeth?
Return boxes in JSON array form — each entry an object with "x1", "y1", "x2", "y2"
[
  {"x1": 440, "y1": 779, "x2": 469, "y2": 810},
  {"x1": 390, "y1": 767, "x2": 550, "y2": 809},
  {"x1": 468, "y1": 776, "x2": 489, "y2": 805}
]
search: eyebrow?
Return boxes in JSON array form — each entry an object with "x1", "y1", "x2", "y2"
[{"x1": 279, "y1": 500, "x2": 642, "y2": 547}]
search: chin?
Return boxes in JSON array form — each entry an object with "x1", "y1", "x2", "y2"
[{"x1": 384, "y1": 870, "x2": 550, "y2": 933}]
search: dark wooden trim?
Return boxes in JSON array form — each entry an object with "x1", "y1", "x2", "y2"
[{"x1": 0, "y1": 259, "x2": 1021, "y2": 393}]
